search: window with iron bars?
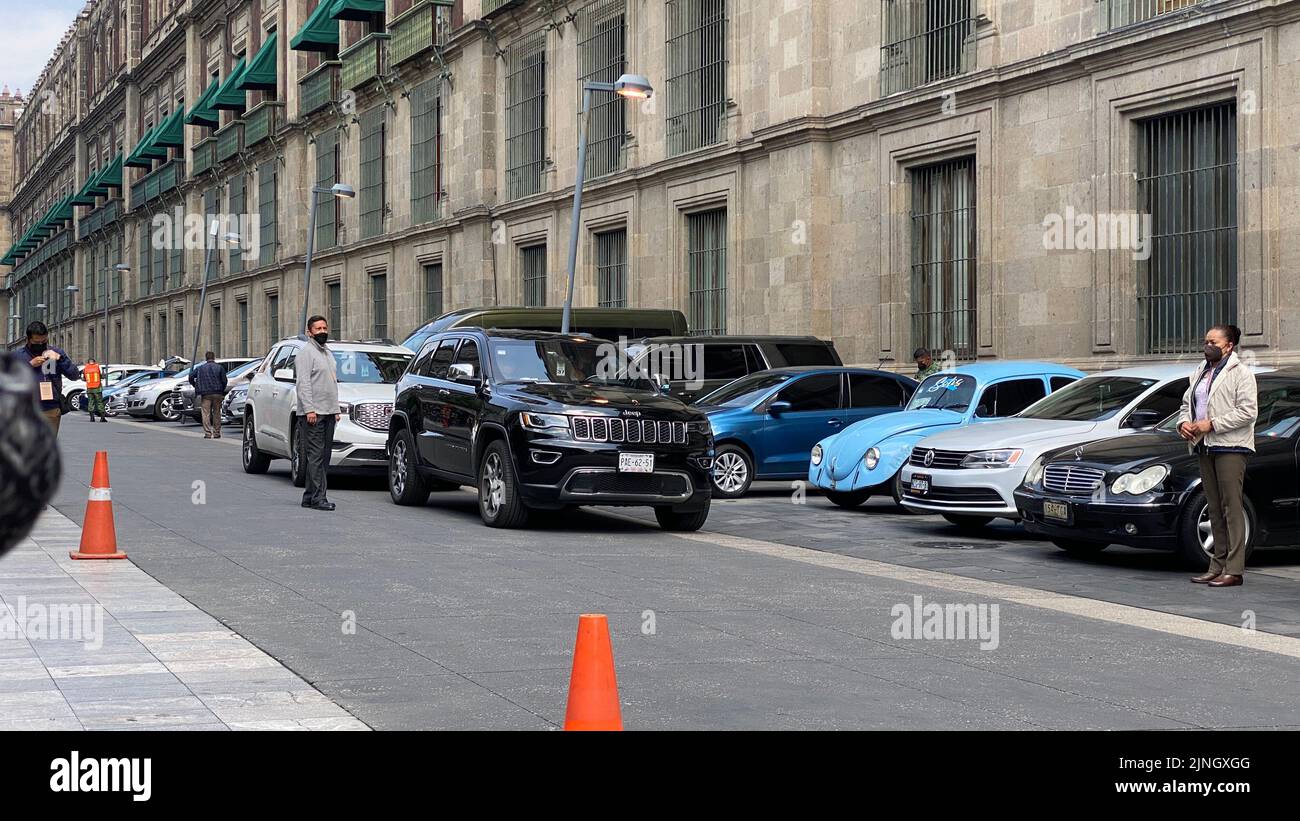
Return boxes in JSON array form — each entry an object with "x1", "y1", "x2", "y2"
[
  {"x1": 1137, "y1": 102, "x2": 1237, "y2": 356},
  {"x1": 411, "y1": 78, "x2": 443, "y2": 224},
  {"x1": 259, "y1": 160, "x2": 277, "y2": 267},
  {"x1": 86, "y1": 255, "x2": 97, "y2": 311},
  {"x1": 506, "y1": 30, "x2": 547, "y2": 200},
  {"x1": 666, "y1": 0, "x2": 728, "y2": 157},
  {"x1": 211, "y1": 303, "x2": 222, "y2": 356},
  {"x1": 687, "y1": 209, "x2": 727, "y2": 335},
  {"x1": 880, "y1": 0, "x2": 975, "y2": 96},
  {"x1": 1097, "y1": 0, "x2": 1201, "y2": 32},
  {"x1": 371, "y1": 273, "x2": 388, "y2": 338},
  {"x1": 238, "y1": 299, "x2": 249, "y2": 356},
  {"x1": 138, "y1": 230, "x2": 152, "y2": 297},
  {"x1": 910, "y1": 156, "x2": 976, "y2": 361},
  {"x1": 203, "y1": 188, "x2": 220, "y2": 277},
  {"x1": 158, "y1": 313, "x2": 167, "y2": 362},
  {"x1": 229, "y1": 174, "x2": 246, "y2": 276},
  {"x1": 578, "y1": 0, "x2": 627, "y2": 178},
  {"x1": 315, "y1": 128, "x2": 340, "y2": 249},
  {"x1": 521, "y1": 244, "x2": 547, "y2": 307},
  {"x1": 359, "y1": 107, "x2": 387, "y2": 240},
  {"x1": 267, "y1": 293, "x2": 280, "y2": 343},
  {"x1": 595, "y1": 227, "x2": 628, "y2": 307},
  {"x1": 170, "y1": 210, "x2": 183, "y2": 289},
  {"x1": 424, "y1": 262, "x2": 443, "y2": 319},
  {"x1": 327, "y1": 281, "x2": 342, "y2": 335},
  {"x1": 174, "y1": 310, "x2": 184, "y2": 353},
  {"x1": 112, "y1": 235, "x2": 124, "y2": 305}
]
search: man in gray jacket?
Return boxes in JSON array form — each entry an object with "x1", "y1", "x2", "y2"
[{"x1": 297, "y1": 315, "x2": 341, "y2": 511}]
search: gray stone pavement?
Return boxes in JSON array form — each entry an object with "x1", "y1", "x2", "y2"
[
  {"x1": 0, "y1": 508, "x2": 369, "y2": 731},
  {"x1": 35, "y1": 412, "x2": 1300, "y2": 730}
]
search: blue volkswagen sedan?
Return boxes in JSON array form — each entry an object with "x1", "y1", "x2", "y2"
[
  {"x1": 697, "y1": 367, "x2": 919, "y2": 498},
  {"x1": 808, "y1": 361, "x2": 1084, "y2": 508}
]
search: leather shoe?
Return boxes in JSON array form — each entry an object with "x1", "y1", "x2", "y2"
[
  {"x1": 1207, "y1": 574, "x2": 1243, "y2": 587},
  {"x1": 308, "y1": 501, "x2": 336, "y2": 511},
  {"x1": 1190, "y1": 572, "x2": 1219, "y2": 584}
]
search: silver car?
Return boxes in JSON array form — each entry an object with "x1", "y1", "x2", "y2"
[
  {"x1": 176, "y1": 358, "x2": 263, "y2": 425},
  {"x1": 124, "y1": 358, "x2": 257, "y2": 421}
]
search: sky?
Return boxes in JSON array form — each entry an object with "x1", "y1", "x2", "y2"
[{"x1": 0, "y1": 0, "x2": 88, "y2": 99}]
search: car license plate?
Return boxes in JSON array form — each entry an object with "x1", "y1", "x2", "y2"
[
  {"x1": 619, "y1": 453, "x2": 654, "y2": 473},
  {"x1": 910, "y1": 473, "x2": 931, "y2": 495},
  {"x1": 1044, "y1": 500, "x2": 1070, "y2": 522}
]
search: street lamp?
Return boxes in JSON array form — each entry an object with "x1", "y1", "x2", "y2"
[
  {"x1": 103, "y1": 263, "x2": 130, "y2": 362},
  {"x1": 190, "y1": 223, "x2": 243, "y2": 374},
  {"x1": 302, "y1": 183, "x2": 356, "y2": 333},
  {"x1": 561, "y1": 74, "x2": 653, "y2": 334}
]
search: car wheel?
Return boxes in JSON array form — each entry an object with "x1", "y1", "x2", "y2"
[
  {"x1": 1177, "y1": 490, "x2": 1256, "y2": 571},
  {"x1": 154, "y1": 393, "x2": 180, "y2": 422},
  {"x1": 388, "y1": 429, "x2": 430, "y2": 506},
  {"x1": 942, "y1": 514, "x2": 994, "y2": 533},
  {"x1": 1051, "y1": 538, "x2": 1109, "y2": 556},
  {"x1": 478, "y1": 441, "x2": 529, "y2": 528},
  {"x1": 289, "y1": 423, "x2": 307, "y2": 488},
  {"x1": 68, "y1": 391, "x2": 85, "y2": 412},
  {"x1": 711, "y1": 445, "x2": 753, "y2": 499},
  {"x1": 825, "y1": 489, "x2": 872, "y2": 508},
  {"x1": 655, "y1": 500, "x2": 711, "y2": 531},
  {"x1": 889, "y1": 469, "x2": 911, "y2": 510},
  {"x1": 241, "y1": 415, "x2": 271, "y2": 474}
]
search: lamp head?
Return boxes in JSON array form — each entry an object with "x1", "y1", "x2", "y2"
[
  {"x1": 614, "y1": 73, "x2": 653, "y2": 100},
  {"x1": 331, "y1": 183, "x2": 356, "y2": 199}
]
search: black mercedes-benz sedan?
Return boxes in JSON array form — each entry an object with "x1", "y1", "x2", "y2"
[{"x1": 1014, "y1": 370, "x2": 1300, "y2": 569}]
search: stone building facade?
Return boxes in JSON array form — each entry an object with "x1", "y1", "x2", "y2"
[{"x1": 4, "y1": 0, "x2": 1300, "y2": 372}]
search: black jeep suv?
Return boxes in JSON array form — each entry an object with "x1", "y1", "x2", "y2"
[{"x1": 387, "y1": 329, "x2": 715, "y2": 530}]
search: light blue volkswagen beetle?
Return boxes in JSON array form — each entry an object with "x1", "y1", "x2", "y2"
[{"x1": 808, "y1": 361, "x2": 1084, "y2": 508}]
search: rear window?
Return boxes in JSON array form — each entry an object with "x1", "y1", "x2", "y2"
[{"x1": 774, "y1": 342, "x2": 838, "y2": 366}]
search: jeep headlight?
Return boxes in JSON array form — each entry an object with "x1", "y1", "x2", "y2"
[
  {"x1": 1111, "y1": 465, "x2": 1168, "y2": 495},
  {"x1": 688, "y1": 420, "x2": 712, "y2": 436},
  {"x1": 520, "y1": 412, "x2": 570, "y2": 433},
  {"x1": 811, "y1": 444, "x2": 823, "y2": 466},
  {"x1": 864, "y1": 448, "x2": 880, "y2": 470},
  {"x1": 960, "y1": 449, "x2": 1023, "y2": 469},
  {"x1": 1024, "y1": 456, "x2": 1045, "y2": 486}
]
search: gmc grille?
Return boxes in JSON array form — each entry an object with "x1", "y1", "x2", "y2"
[
  {"x1": 1042, "y1": 464, "x2": 1106, "y2": 496},
  {"x1": 352, "y1": 402, "x2": 394, "y2": 432},
  {"x1": 571, "y1": 416, "x2": 687, "y2": 445}
]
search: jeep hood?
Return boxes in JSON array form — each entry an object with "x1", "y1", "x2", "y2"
[{"x1": 500, "y1": 382, "x2": 693, "y2": 415}]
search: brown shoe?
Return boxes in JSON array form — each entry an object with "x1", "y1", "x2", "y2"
[
  {"x1": 1190, "y1": 572, "x2": 1218, "y2": 584},
  {"x1": 1208, "y1": 574, "x2": 1244, "y2": 587}
]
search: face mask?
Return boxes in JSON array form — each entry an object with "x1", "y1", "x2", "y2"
[
  {"x1": 28, "y1": 342, "x2": 46, "y2": 355},
  {"x1": 313, "y1": 332, "x2": 329, "y2": 346},
  {"x1": 1204, "y1": 343, "x2": 1224, "y2": 364}
]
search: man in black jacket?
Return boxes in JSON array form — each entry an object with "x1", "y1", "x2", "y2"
[
  {"x1": 12, "y1": 321, "x2": 81, "y2": 435},
  {"x1": 189, "y1": 352, "x2": 229, "y2": 439}
]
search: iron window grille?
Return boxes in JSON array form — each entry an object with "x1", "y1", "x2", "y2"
[
  {"x1": 315, "y1": 128, "x2": 341, "y2": 250},
  {"x1": 424, "y1": 262, "x2": 444, "y2": 318},
  {"x1": 259, "y1": 161, "x2": 277, "y2": 267},
  {"x1": 229, "y1": 174, "x2": 246, "y2": 276},
  {"x1": 170, "y1": 211, "x2": 183, "y2": 289},
  {"x1": 360, "y1": 108, "x2": 387, "y2": 240},
  {"x1": 238, "y1": 299, "x2": 249, "y2": 356},
  {"x1": 267, "y1": 293, "x2": 280, "y2": 343},
  {"x1": 578, "y1": 0, "x2": 628, "y2": 178},
  {"x1": 138, "y1": 232, "x2": 152, "y2": 297},
  {"x1": 521, "y1": 244, "x2": 547, "y2": 307},
  {"x1": 687, "y1": 208, "x2": 727, "y2": 335},
  {"x1": 595, "y1": 227, "x2": 628, "y2": 307},
  {"x1": 880, "y1": 0, "x2": 975, "y2": 96},
  {"x1": 1136, "y1": 102, "x2": 1237, "y2": 356},
  {"x1": 411, "y1": 77, "x2": 444, "y2": 224},
  {"x1": 1097, "y1": 0, "x2": 1201, "y2": 31},
  {"x1": 506, "y1": 30, "x2": 548, "y2": 200},
  {"x1": 175, "y1": 311, "x2": 184, "y2": 352},
  {"x1": 328, "y1": 282, "x2": 342, "y2": 334},
  {"x1": 666, "y1": 0, "x2": 728, "y2": 157},
  {"x1": 211, "y1": 304, "x2": 222, "y2": 356},
  {"x1": 203, "y1": 188, "x2": 220, "y2": 277},
  {"x1": 372, "y1": 273, "x2": 388, "y2": 338},
  {"x1": 910, "y1": 156, "x2": 976, "y2": 361}
]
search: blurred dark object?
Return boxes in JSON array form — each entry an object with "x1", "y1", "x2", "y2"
[{"x1": 0, "y1": 355, "x2": 61, "y2": 556}]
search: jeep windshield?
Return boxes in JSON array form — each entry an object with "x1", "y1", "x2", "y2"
[
  {"x1": 906, "y1": 374, "x2": 977, "y2": 412},
  {"x1": 333, "y1": 351, "x2": 413, "y2": 384},
  {"x1": 1018, "y1": 376, "x2": 1156, "y2": 421},
  {"x1": 488, "y1": 338, "x2": 653, "y2": 390}
]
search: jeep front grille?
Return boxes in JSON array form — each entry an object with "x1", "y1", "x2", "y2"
[
  {"x1": 571, "y1": 416, "x2": 687, "y2": 445},
  {"x1": 352, "y1": 402, "x2": 394, "y2": 432}
]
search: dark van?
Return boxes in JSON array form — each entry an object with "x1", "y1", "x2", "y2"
[
  {"x1": 400, "y1": 307, "x2": 689, "y2": 354},
  {"x1": 627, "y1": 335, "x2": 843, "y2": 403}
]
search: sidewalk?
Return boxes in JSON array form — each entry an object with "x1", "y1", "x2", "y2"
[{"x1": 0, "y1": 509, "x2": 369, "y2": 731}]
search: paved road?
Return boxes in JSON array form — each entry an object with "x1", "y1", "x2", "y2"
[{"x1": 48, "y1": 413, "x2": 1300, "y2": 730}]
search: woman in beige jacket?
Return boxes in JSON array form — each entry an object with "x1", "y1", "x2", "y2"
[{"x1": 1176, "y1": 324, "x2": 1258, "y2": 587}]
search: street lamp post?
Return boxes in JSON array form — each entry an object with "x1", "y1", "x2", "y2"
[
  {"x1": 190, "y1": 222, "x2": 243, "y2": 374},
  {"x1": 560, "y1": 74, "x2": 653, "y2": 335},
  {"x1": 103, "y1": 264, "x2": 130, "y2": 363},
  {"x1": 302, "y1": 184, "x2": 356, "y2": 334}
]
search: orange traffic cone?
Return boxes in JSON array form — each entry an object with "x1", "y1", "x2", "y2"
[
  {"x1": 70, "y1": 451, "x2": 127, "y2": 560},
  {"x1": 563, "y1": 614, "x2": 623, "y2": 731}
]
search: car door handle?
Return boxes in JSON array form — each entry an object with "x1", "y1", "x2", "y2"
[
  {"x1": 438, "y1": 389, "x2": 451, "y2": 396},
  {"x1": 828, "y1": 418, "x2": 843, "y2": 426}
]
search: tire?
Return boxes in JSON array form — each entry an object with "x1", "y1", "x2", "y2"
[
  {"x1": 825, "y1": 488, "x2": 872, "y2": 508},
  {"x1": 1051, "y1": 538, "x2": 1109, "y2": 556},
  {"x1": 710, "y1": 444, "x2": 754, "y2": 499},
  {"x1": 1176, "y1": 490, "x2": 1256, "y2": 571},
  {"x1": 889, "y1": 469, "x2": 909, "y2": 509},
  {"x1": 478, "y1": 440, "x2": 529, "y2": 528},
  {"x1": 241, "y1": 414, "x2": 271, "y2": 474},
  {"x1": 289, "y1": 422, "x2": 307, "y2": 488},
  {"x1": 154, "y1": 393, "x2": 180, "y2": 422},
  {"x1": 388, "y1": 428, "x2": 430, "y2": 506},
  {"x1": 68, "y1": 391, "x2": 85, "y2": 412},
  {"x1": 942, "y1": 513, "x2": 994, "y2": 533},
  {"x1": 655, "y1": 500, "x2": 711, "y2": 531}
]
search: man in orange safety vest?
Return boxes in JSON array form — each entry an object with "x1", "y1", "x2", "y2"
[{"x1": 82, "y1": 359, "x2": 107, "y2": 422}]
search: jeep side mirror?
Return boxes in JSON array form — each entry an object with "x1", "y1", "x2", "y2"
[
  {"x1": 768, "y1": 400, "x2": 792, "y2": 415},
  {"x1": 273, "y1": 368, "x2": 294, "y2": 382},
  {"x1": 449, "y1": 363, "x2": 479, "y2": 384},
  {"x1": 653, "y1": 373, "x2": 672, "y2": 395}
]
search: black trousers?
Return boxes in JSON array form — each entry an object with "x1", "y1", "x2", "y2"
[{"x1": 300, "y1": 413, "x2": 336, "y2": 506}]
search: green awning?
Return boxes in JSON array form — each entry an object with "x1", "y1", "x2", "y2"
[
  {"x1": 125, "y1": 124, "x2": 161, "y2": 168},
  {"x1": 291, "y1": 1, "x2": 341, "y2": 52},
  {"x1": 237, "y1": 33, "x2": 279, "y2": 92},
  {"x1": 153, "y1": 107, "x2": 186, "y2": 148},
  {"x1": 211, "y1": 57, "x2": 250, "y2": 111},
  {"x1": 185, "y1": 76, "x2": 222, "y2": 127},
  {"x1": 329, "y1": 0, "x2": 385, "y2": 21},
  {"x1": 48, "y1": 195, "x2": 75, "y2": 225},
  {"x1": 73, "y1": 168, "x2": 104, "y2": 206},
  {"x1": 98, "y1": 153, "x2": 124, "y2": 191}
]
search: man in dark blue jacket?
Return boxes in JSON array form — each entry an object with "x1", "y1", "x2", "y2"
[
  {"x1": 12, "y1": 321, "x2": 81, "y2": 436},
  {"x1": 189, "y1": 351, "x2": 228, "y2": 438}
]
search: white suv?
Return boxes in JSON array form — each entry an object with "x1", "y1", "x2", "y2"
[{"x1": 241, "y1": 337, "x2": 414, "y2": 486}]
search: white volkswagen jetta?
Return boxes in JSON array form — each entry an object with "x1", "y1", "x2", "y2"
[{"x1": 898, "y1": 363, "x2": 1211, "y2": 531}]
